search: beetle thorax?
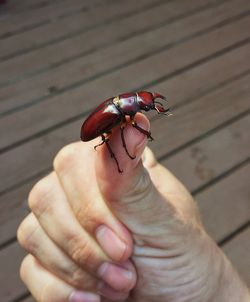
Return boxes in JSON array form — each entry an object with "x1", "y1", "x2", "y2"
[{"x1": 113, "y1": 95, "x2": 140, "y2": 116}]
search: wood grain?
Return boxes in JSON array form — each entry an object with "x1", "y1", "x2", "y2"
[
  {"x1": 222, "y1": 227, "x2": 250, "y2": 285},
  {"x1": 197, "y1": 163, "x2": 250, "y2": 243},
  {"x1": 0, "y1": 0, "x2": 111, "y2": 38},
  {"x1": 0, "y1": 0, "x2": 203, "y2": 61},
  {"x1": 0, "y1": 0, "x2": 248, "y2": 115},
  {"x1": 0, "y1": 0, "x2": 223, "y2": 85},
  {"x1": 1, "y1": 14, "x2": 250, "y2": 150},
  {"x1": 0, "y1": 0, "x2": 221, "y2": 112},
  {"x1": 0, "y1": 242, "x2": 26, "y2": 302}
]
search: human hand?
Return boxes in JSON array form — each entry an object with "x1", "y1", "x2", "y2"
[{"x1": 18, "y1": 113, "x2": 250, "y2": 302}]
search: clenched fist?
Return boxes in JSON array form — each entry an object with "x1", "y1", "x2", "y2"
[{"x1": 18, "y1": 114, "x2": 249, "y2": 302}]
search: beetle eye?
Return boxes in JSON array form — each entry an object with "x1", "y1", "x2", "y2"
[{"x1": 144, "y1": 105, "x2": 150, "y2": 111}]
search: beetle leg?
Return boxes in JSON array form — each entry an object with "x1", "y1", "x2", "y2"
[
  {"x1": 94, "y1": 134, "x2": 106, "y2": 150},
  {"x1": 105, "y1": 139, "x2": 123, "y2": 173},
  {"x1": 94, "y1": 134, "x2": 123, "y2": 173},
  {"x1": 120, "y1": 122, "x2": 136, "y2": 160},
  {"x1": 130, "y1": 117, "x2": 154, "y2": 141}
]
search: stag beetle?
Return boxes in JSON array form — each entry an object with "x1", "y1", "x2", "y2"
[{"x1": 81, "y1": 91, "x2": 171, "y2": 173}]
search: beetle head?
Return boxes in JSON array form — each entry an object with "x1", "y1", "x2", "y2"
[{"x1": 137, "y1": 91, "x2": 171, "y2": 115}]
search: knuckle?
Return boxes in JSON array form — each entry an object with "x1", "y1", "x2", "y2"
[
  {"x1": 58, "y1": 258, "x2": 95, "y2": 289},
  {"x1": 40, "y1": 278, "x2": 57, "y2": 302},
  {"x1": 28, "y1": 175, "x2": 53, "y2": 217},
  {"x1": 68, "y1": 265, "x2": 84, "y2": 286},
  {"x1": 20, "y1": 255, "x2": 70, "y2": 302},
  {"x1": 17, "y1": 215, "x2": 39, "y2": 254},
  {"x1": 20, "y1": 254, "x2": 33, "y2": 283},
  {"x1": 68, "y1": 233, "x2": 96, "y2": 269},
  {"x1": 70, "y1": 266, "x2": 96, "y2": 289},
  {"x1": 53, "y1": 142, "x2": 81, "y2": 173},
  {"x1": 142, "y1": 146, "x2": 158, "y2": 168}
]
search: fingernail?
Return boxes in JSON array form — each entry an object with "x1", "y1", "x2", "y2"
[
  {"x1": 97, "y1": 262, "x2": 135, "y2": 291},
  {"x1": 69, "y1": 291, "x2": 100, "y2": 302},
  {"x1": 96, "y1": 225, "x2": 127, "y2": 261}
]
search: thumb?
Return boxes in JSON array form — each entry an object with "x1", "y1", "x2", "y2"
[{"x1": 95, "y1": 113, "x2": 177, "y2": 240}]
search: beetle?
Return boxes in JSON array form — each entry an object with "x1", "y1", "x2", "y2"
[{"x1": 81, "y1": 91, "x2": 171, "y2": 173}]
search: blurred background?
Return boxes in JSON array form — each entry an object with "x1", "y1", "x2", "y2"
[{"x1": 0, "y1": 0, "x2": 249, "y2": 301}]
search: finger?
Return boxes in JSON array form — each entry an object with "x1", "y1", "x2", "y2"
[
  {"x1": 20, "y1": 254, "x2": 100, "y2": 302},
  {"x1": 95, "y1": 113, "x2": 192, "y2": 241},
  {"x1": 53, "y1": 141, "x2": 133, "y2": 262},
  {"x1": 28, "y1": 172, "x2": 108, "y2": 272},
  {"x1": 98, "y1": 282, "x2": 130, "y2": 301},
  {"x1": 97, "y1": 260, "x2": 136, "y2": 292},
  {"x1": 28, "y1": 174, "x2": 136, "y2": 293},
  {"x1": 17, "y1": 213, "x2": 97, "y2": 291},
  {"x1": 142, "y1": 146, "x2": 158, "y2": 169},
  {"x1": 96, "y1": 113, "x2": 149, "y2": 179}
]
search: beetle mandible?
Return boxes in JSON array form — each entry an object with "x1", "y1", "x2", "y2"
[{"x1": 80, "y1": 91, "x2": 171, "y2": 173}]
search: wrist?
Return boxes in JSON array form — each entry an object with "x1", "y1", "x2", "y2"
[
  {"x1": 211, "y1": 249, "x2": 250, "y2": 302},
  {"x1": 197, "y1": 232, "x2": 250, "y2": 302},
  {"x1": 178, "y1": 230, "x2": 249, "y2": 302}
]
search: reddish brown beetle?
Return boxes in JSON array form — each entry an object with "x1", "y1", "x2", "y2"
[{"x1": 81, "y1": 91, "x2": 171, "y2": 173}]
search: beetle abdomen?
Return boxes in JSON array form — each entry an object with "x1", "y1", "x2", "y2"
[{"x1": 81, "y1": 101, "x2": 122, "y2": 141}]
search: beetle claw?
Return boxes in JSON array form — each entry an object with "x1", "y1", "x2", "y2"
[
  {"x1": 94, "y1": 134, "x2": 107, "y2": 150},
  {"x1": 94, "y1": 142, "x2": 104, "y2": 150}
]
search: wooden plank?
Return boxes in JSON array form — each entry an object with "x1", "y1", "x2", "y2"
[
  {"x1": 0, "y1": 179, "x2": 32, "y2": 247},
  {"x1": 0, "y1": 242, "x2": 26, "y2": 302},
  {"x1": 0, "y1": 0, "x2": 223, "y2": 85},
  {"x1": 1, "y1": 160, "x2": 249, "y2": 301},
  {"x1": 0, "y1": 0, "x2": 64, "y2": 14},
  {"x1": 197, "y1": 163, "x2": 250, "y2": 243},
  {"x1": 0, "y1": 56, "x2": 249, "y2": 194},
  {"x1": 163, "y1": 115, "x2": 250, "y2": 195},
  {"x1": 222, "y1": 227, "x2": 250, "y2": 285},
  {"x1": 1, "y1": 113, "x2": 249, "y2": 247},
  {"x1": 1, "y1": 14, "x2": 250, "y2": 151},
  {"x1": 0, "y1": 0, "x2": 192, "y2": 61},
  {"x1": 0, "y1": 0, "x2": 109, "y2": 38},
  {"x1": 149, "y1": 75, "x2": 250, "y2": 159},
  {"x1": 0, "y1": 0, "x2": 248, "y2": 115},
  {"x1": 0, "y1": 0, "x2": 243, "y2": 115},
  {"x1": 19, "y1": 296, "x2": 35, "y2": 302}
]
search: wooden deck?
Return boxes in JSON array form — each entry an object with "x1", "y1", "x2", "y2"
[{"x1": 0, "y1": 0, "x2": 249, "y2": 300}]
